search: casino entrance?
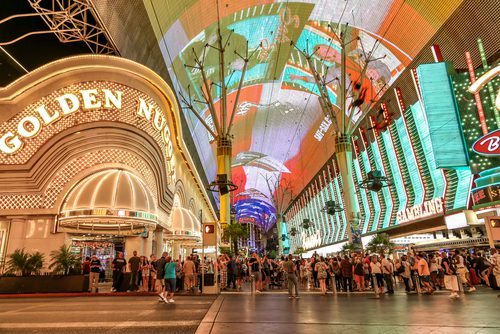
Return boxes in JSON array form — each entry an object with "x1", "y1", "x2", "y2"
[{"x1": 57, "y1": 169, "x2": 161, "y2": 263}]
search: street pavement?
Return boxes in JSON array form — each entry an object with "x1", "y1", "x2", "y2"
[
  {"x1": 1, "y1": 288, "x2": 499, "y2": 334},
  {"x1": 0, "y1": 295, "x2": 216, "y2": 334}
]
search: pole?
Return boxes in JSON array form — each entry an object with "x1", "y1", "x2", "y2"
[{"x1": 217, "y1": 137, "x2": 232, "y2": 226}]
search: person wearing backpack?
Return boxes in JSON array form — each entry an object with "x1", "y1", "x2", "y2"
[
  {"x1": 398, "y1": 255, "x2": 411, "y2": 292},
  {"x1": 315, "y1": 257, "x2": 329, "y2": 295},
  {"x1": 353, "y1": 256, "x2": 365, "y2": 292}
]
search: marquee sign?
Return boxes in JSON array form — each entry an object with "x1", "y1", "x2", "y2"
[
  {"x1": 472, "y1": 183, "x2": 500, "y2": 206},
  {"x1": 472, "y1": 129, "x2": 500, "y2": 156},
  {"x1": 0, "y1": 84, "x2": 176, "y2": 182},
  {"x1": 396, "y1": 197, "x2": 444, "y2": 224}
]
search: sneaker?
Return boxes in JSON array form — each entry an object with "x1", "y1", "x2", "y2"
[
  {"x1": 294, "y1": 295, "x2": 300, "y2": 299},
  {"x1": 255, "y1": 290, "x2": 262, "y2": 293},
  {"x1": 158, "y1": 297, "x2": 164, "y2": 302},
  {"x1": 468, "y1": 287, "x2": 476, "y2": 292},
  {"x1": 169, "y1": 299, "x2": 175, "y2": 303},
  {"x1": 289, "y1": 296, "x2": 294, "y2": 299}
]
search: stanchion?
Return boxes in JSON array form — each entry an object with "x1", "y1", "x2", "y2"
[
  {"x1": 250, "y1": 275, "x2": 255, "y2": 294},
  {"x1": 332, "y1": 276, "x2": 337, "y2": 294}
]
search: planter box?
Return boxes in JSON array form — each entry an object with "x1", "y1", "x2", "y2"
[{"x1": 0, "y1": 275, "x2": 89, "y2": 294}]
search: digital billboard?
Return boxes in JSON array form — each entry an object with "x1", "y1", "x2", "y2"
[{"x1": 144, "y1": 0, "x2": 464, "y2": 229}]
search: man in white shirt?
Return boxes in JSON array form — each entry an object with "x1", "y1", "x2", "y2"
[{"x1": 380, "y1": 254, "x2": 394, "y2": 294}]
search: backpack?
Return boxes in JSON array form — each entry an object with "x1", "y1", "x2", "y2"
[{"x1": 397, "y1": 262, "x2": 405, "y2": 274}]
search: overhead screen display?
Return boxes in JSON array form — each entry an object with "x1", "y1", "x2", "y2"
[{"x1": 144, "y1": 0, "x2": 463, "y2": 230}]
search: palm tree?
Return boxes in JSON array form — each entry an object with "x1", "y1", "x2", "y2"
[
  {"x1": 366, "y1": 233, "x2": 395, "y2": 255},
  {"x1": 293, "y1": 247, "x2": 305, "y2": 255},
  {"x1": 223, "y1": 223, "x2": 249, "y2": 256},
  {"x1": 341, "y1": 242, "x2": 358, "y2": 256},
  {"x1": 49, "y1": 245, "x2": 81, "y2": 275},
  {"x1": 6, "y1": 249, "x2": 45, "y2": 276},
  {"x1": 27, "y1": 251, "x2": 45, "y2": 276}
]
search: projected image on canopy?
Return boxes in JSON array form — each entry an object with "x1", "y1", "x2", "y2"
[{"x1": 144, "y1": 0, "x2": 463, "y2": 230}]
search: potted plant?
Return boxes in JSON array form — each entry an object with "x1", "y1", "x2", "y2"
[
  {"x1": 5, "y1": 248, "x2": 44, "y2": 276},
  {"x1": 0, "y1": 245, "x2": 88, "y2": 294},
  {"x1": 49, "y1": 245, "x2": 81, "y2": 275}
]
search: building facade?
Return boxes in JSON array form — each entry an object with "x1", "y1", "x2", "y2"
[{"x1": 0, "y1": 55, "x2": 216, "y2": 271}]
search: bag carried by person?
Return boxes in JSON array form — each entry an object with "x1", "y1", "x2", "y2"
[
  {"x1": 489, "y1": 274, "x2": 500, "y2": 290},
  {"x1": 396, "y1": 263, "x2": 405, "y2": 274},
  {"x1": 444, "y1": 275, "x2": 459, "y2": 291}
]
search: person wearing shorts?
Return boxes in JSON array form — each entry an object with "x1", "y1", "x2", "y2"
[{"x1": 162, "y1": 256, "x2": 177, "y2": 303}]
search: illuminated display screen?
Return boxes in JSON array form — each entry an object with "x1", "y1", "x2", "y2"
[{"x1": 144, "y1": 1, "x2": 463, "y2": 229}]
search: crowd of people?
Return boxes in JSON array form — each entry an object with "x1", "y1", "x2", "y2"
[{"x1": 83, "y1": 247, "x2": 500, "y2": 301}]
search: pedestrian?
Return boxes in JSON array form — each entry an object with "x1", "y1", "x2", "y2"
[
  {"x1": 111, "y1": 251, "x2": 127, "y2": 292},
  {"x1": 156, "y1": 252, "x2": 167, "y2": 296},
  {"x1": 441, "y1": 251, "x2": 460, "y2": 299},
  {"x1": 89, "y1": 255, "x2": 101, "y2": 293},
  {"x1": 150, "y1": 255, "x2": 157, "y2": 292},
  {"x1": 380, "y1": 254, "x2": 394, "y2": 294},
  {"x1": 227, "y1": 255, "x2": 237, "y2": 289},
  {"x1": 283, "y1": 254, "x2": 299, "y2": 299},
  {"x1": 315, "y1": 257, "x2": 329, "y2": 295},
  {"x1": 127, "y1": 251, "x2": 140, "y2": 292},
  {"x1": 399, "y1": 255, "x2": 411, "y2": 292},
  {"x1": 140, "y1": 256, "x2": 150, "y2": 292},
  {"x1": 416, "y1": 253, "x2": 434, "y2": 294},
  {"x1": 249, "y1": 253, "x2": 263, "y2": 293},
  {"x1": 370, "y1": 255, "x2": 382, "y2": 298},
  {"x1": 183, "y1": 255, "x2": 196, "y2": 292},
  {"x1": 161, "y1": 256, "x2": 177, "y2": 303},
  {"x1": 453, "y1": 249, "x2": 476, "y2": 292},
  {"x1": 82, "y1": 256, "x2": 91, "y2": 275},
  {"x1": 341, "y1": 255, "x2": 353, "y2": 292},
  {"x1": 353, "y1": 256, "x2": 365, "y2": 292}
]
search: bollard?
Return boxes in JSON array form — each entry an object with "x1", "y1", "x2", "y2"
[
  {"x1": 250, "y1": 274, "x2": 256, "y2": 294},
  {"x1": 332, "y1": 275, "x2": 337, "y2": 294}
]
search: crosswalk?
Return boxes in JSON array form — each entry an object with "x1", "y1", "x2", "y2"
[{"x1": 0, "y1": 296, "x2": 215, "y2": 333}]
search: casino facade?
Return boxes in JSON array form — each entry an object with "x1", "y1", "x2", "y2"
[{"x1": 0, "y1": 55, "x2": 216, "y2": 265}]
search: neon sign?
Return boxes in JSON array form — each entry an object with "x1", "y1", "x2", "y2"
[
  {"x1": 472, "y1": 129, "x2": 500, "y2": 156},
  {"x1": 396, "y1": 197, "x2": 444, "y2": 224},
  {"x1": 0, "y1": 85, "x2": 176, "y2": 183}
]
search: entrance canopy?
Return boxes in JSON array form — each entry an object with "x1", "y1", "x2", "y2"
[{"x1": 59, "y1": 169, "x2": 158, "y2": 235}]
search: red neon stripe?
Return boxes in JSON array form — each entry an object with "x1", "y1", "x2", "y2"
[{"x1": 465, "y1": 52, "x2": 488, "y2": 135}]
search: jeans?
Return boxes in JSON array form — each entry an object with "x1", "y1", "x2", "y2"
[
  {"x1": 227, "y1": 273, "x2": 236, "y2": 289},
  {"x1": 343, "y1": 276, "x2": 352, "y2": 292},
  {"x1": 287, "y1": 273, "x2": 299, "y2": 296},
  {"x1": 112, "y1": 270, "x2": 123, "y2": 291},
  {"x1": 384, "y1": 273, "x2": 394, "y2": 292},
  {"x1": 402, "y1": 276, "x2": 411, "y2": 292},
  {"x1": 89, "y1": 272, "x2": 99, "y2": 292},
  {"x1": 129, "y1": 271, "x2": 139, "y2": 291}
]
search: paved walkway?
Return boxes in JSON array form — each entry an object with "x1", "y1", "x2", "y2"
[
  {"x1": 198, "y1": 288, "x2": 500, "y2": 334},
  {"x1": 0, "y1": 295, "x2": 216, "y2": 334}
]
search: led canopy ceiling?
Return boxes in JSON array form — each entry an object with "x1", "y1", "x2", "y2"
[{"x1": 144, "y1": 0, "x2": 464, "y2": 230}]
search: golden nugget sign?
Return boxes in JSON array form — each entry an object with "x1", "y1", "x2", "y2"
[
  {"x1": 0, "y1": 86, "x2": 176, "y2": 182},
  {"x1": 396, "y1": 197, "x2": 444, "y2": 224}
]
